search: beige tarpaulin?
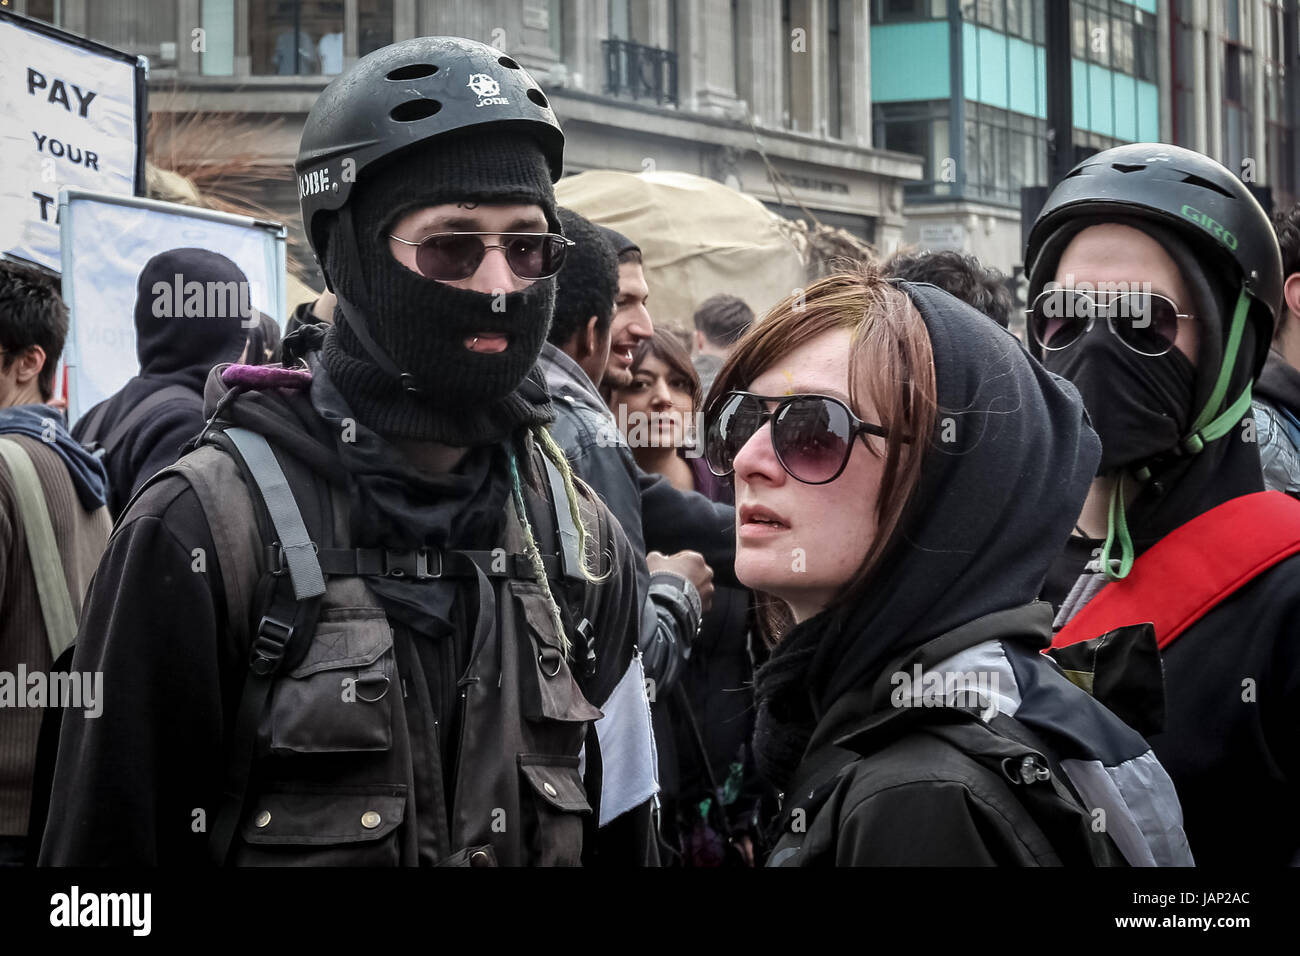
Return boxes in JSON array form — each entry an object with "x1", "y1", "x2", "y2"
[{"x1": 555, "y1": 170, "x2": 808, "y2": 335}]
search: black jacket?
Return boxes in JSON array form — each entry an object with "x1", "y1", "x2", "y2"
[
  {"x1": 41, "y1": 357, "x2": 654, "y2": 866},
  {"x1": 766, "y1": 605, "x2": 1189, "y2": 866},
  {"x1": 71, "y1": 294, "x2": 248, "y2": 517}
]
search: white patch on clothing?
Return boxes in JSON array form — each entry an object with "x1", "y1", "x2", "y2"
[{"x1": 593, "y1": 650, "x2": 659, "y2": 826}]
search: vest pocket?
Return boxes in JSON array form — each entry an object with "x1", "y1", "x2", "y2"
[
  {"x1": 235, "y1": 785, "x2": 406, "y2": 866},
  {"x1": 518, "y1": 754, "x2": 591, "y2": 867},
  {"x1": 511, "y1": 582, "x2": 603, "y2": 724},
  {"x1": 268, "y1": 607, "x2": 395, "y2": 754}
]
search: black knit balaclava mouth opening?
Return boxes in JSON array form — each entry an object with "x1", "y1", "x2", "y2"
[{"x1": 319, "y1": 130, "x2": 559, "y2": 446}]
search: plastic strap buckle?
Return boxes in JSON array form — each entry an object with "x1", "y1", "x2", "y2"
[
  {"x1": 250, "y1": 615, "x2": 294, "y2": 675},
  {"x1": 383, "y1": 548, "x2": 442, "y2": 579}
]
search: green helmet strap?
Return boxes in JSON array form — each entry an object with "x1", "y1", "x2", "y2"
[{"x1": 1098, "y1": 287, "x2": 1253, "y2": 582}]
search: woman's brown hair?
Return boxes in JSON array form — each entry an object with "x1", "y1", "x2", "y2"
[
  {"x1": 705, "y1": 263, "x2": 938, "y2": 645},
  {"x1": 627, "y1": 329, "x2": 704, "y2": 412}
]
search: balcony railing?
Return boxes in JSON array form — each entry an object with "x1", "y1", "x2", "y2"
[{"x1": 602, "y1": 38, "x2": 678, "y2": 107}]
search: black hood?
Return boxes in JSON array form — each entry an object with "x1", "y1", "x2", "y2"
[
  {"x1": 809, "y1": 281, "x2": 1101, "y2": 709},
  {"x1": 753, "y1": 281, "x2": 1101, "y2": 786},
  {"x1": 1028, "y1": 214, "x2": 1263, "y2": 548},
  {"x1": 135, "y1": 247, "x2": 252, "y2": 391}
]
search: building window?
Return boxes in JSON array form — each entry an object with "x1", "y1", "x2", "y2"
[
  {"x1": 358, "y1": 0, "x2": 393, "y2": 59},
  {"x1": 609, "y1": 0, "x2": 632, "y2": 39},
  {"x1": 201, "y1": 0, "x2": 237, "y2": 76},
  {"x1": 874, "y1": 100, "x2": 956, "y2": 200},
  {"x1": 873, "y1": 0, "x2": 946, "y2": 23},
  {"x1": 1223, "y1": 40, "x2": 1253, "y2": 172},
  {"x1": 250, "y1": 1, "x2": 345, "y2": 76},
  {"x1": 84, "y1": 0, "x2": 178, "y2": 51},
  {"x1": 965, "y1": 102, "x2": 1050, "y2": 205},
  {"x1": 22, "y1": 0, "x2": 56, "y2": 24},
  {"x1": 1263, "y1": 0, "x2": 1295, "y2": 208}
]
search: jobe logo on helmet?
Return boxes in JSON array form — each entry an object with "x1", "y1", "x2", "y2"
[
  {"x1": 468, "y1": 73, "x2": 509, "y2": 107},
  {"x1": 1181, "y1": 204, "x2": 1239, "y2": 251}
]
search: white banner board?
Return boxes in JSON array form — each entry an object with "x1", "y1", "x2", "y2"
[
  {"x1": 0, "y1": 10, "x2": 145, "y2": 272},
  {"x1": 60, "y1": 188, "x2": 287, "y2": 424}
]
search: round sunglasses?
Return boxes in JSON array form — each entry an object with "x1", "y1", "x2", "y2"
[
  {"x1": 1027, "y1": 289, "x2": 1192, "y2": 357},
  {"x1": 388, "y1": 231, "x2": 575, "y2": 281},
  {"x1": 705, "y1": 391, "x2": 889, "y2": 485}
]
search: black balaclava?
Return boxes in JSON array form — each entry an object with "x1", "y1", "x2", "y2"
[
  {"x1": 320, "y1": 129, "x2": 559, "y2": 446},
  {"x1": 1030, "y1": 215, "x2": 1262, "y2": 550},
  {"x1": 751, "y1": 282, "x2": 1101, "y2": 789},
  {"x1": 134, "y1": 248, "x2": 252, "y2": 392}
]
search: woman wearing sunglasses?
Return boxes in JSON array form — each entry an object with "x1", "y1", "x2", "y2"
[
  {"x1": 702, "y1": 265, "x2": 1191, "y2": 866},
  {"x1": 1025, "y1": 144, "x2": 1300, "y2": 868}
]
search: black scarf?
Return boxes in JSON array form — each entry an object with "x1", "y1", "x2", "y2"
[
  {"x1": 308, "y1": 351, "x2": 512, "y2": 634},
  {"x1": 752, "y1": 282, "x2": 1101, "y2": 790}
]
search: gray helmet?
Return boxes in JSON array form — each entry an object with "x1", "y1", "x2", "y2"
[{"x1": 295, "y1": 35, "x2": 564, "y2": 262}]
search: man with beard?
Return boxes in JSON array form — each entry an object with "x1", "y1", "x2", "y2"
[
  {"x1": 41, "y1": 37, "x2": 655, "y2": 866},
  {"x1": 1026, "y1": 144, "x2": 1298, "y2": 866}
]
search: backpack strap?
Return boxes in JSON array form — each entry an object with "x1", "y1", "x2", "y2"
[
  {"x1": 206, "y1": 425, "x2": 326, "y2": 866},
  {"x1": 1054, "y1": 491, "x2": 1300, "y2": 652},
  {"x1": 79, "y1": 384, "x2": 197, "y2": 458},
  {"x1": 0, "y1": 438, "x2": 79, "y2": 659},
  {"x1": 539, "y1": 448, "x2": 585, "y2": 585}
]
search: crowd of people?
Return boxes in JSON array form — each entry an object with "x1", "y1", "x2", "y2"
[{"x1": 2, "y1": 35, "x2": 1299, "y2": 868}]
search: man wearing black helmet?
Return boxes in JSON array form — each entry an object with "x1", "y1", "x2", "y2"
[
  {"x1": 1027, "y1": 144, "x2": 1300, "y2": 866},
  {"x1": 41, "y1": 38, "x2": 656, "y2": 866}
]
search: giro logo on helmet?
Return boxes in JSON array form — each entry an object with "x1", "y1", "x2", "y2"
[
  {"x1": 467, "y1": 73, "x2": 509, "y2": 107},
  {"x1": 1180, "y1": 203, "x2": 1240, "y2": 251}
]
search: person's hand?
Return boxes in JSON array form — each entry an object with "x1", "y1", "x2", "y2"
[
  {"x1": 311, "y1": 290, "x2": 337, "y2": 323},
  {"x1": 647, "y1": 549, "x2": 715, "y2": 615},
  {"x1": 731, "y1": 834, "x2": 755, "y2": 867}
]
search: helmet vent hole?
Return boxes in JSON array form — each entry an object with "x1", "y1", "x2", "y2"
[
  {"x1": 390, "y1": 98, "x2": 443, "y2": 122},
  {"x1": 527, "y1": 88, "x2": 549, "y2": 109},
  {"x1": 1111, "y1": 163, "x2": 1146, "y2": 173},
  {"x1": 499, "y1": 56, "x2": 521, "y2": 69},
  {"x1": 1180, "y1": 173, "x2": 1235, "y2": 199},
  {"x1": 386, "y1": 63, "x2": 438, "y2": 81}
]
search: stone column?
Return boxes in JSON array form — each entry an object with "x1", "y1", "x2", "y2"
[
  {"x1": 1250, "y1": 0, "x2": 1267, "y2": 183},
  {"x1": 1206, "y1": 0, "x2": 1223, "y2": 161},
  {"x1": 840, "y1": 0, "x2": 871, "y2": 147},
  {"x1": 679, "y1": 0, "x2": 741, "y2": 115}
]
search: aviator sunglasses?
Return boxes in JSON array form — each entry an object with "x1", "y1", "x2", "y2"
[
  {"x1": 1027, "y1": 288, "x2": 1193, "y2": 357},
  {"x1": 388, "y1": 231, "x2": 575, "y2": 281},
  {"x1": 705, "y1": 391, "x2": 890, "y2": 485}
]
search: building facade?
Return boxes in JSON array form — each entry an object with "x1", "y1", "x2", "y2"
[
  {"x1": 8, "y1": 0, "x2": 923, "y2": 289},
  {"x1": 872, "y1": 0, "x2": 1299, "y2": 276}
]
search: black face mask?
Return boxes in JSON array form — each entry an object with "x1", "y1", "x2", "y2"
[
  {"x1": 320, "y1": 210, "x2": 556, "y2": 445},
  {"x1": 1044, "y1": 323, "x2": 1195, "y2": 474}
]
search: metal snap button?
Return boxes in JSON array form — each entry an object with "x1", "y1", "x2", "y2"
[
  {"x1": 469, "y1": 849, "x2": 492, "y2": 867},
  {"x1": 254, "y1": 810, "x2": 271, "y2": 828},
  {"x1": 543, "y1": 782, "x2": 558, "y2": 797},
  {"x1": 361, "y1": 810, "x2": 382, "y2": 829}
]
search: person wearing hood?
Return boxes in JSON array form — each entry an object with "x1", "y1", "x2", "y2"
[
  {"x1": 702, "y1": 263, "x2": 1191, "y2": 866},
  {"x1": 40, "y1": 38, "x2": 652, "y2": 867},
  {"x1": 72, "y1": 248, "x2": 252, "y2": 517},
  {"x1": 1250, "y1": 201, "x2": 1300, "y2": 496},
  {"x1": 1026, "y1": 144, "x2": 1298, "y2": 867},
  {"x1": 0, "y1": 260, "x2": 110, "y2": 865}
]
